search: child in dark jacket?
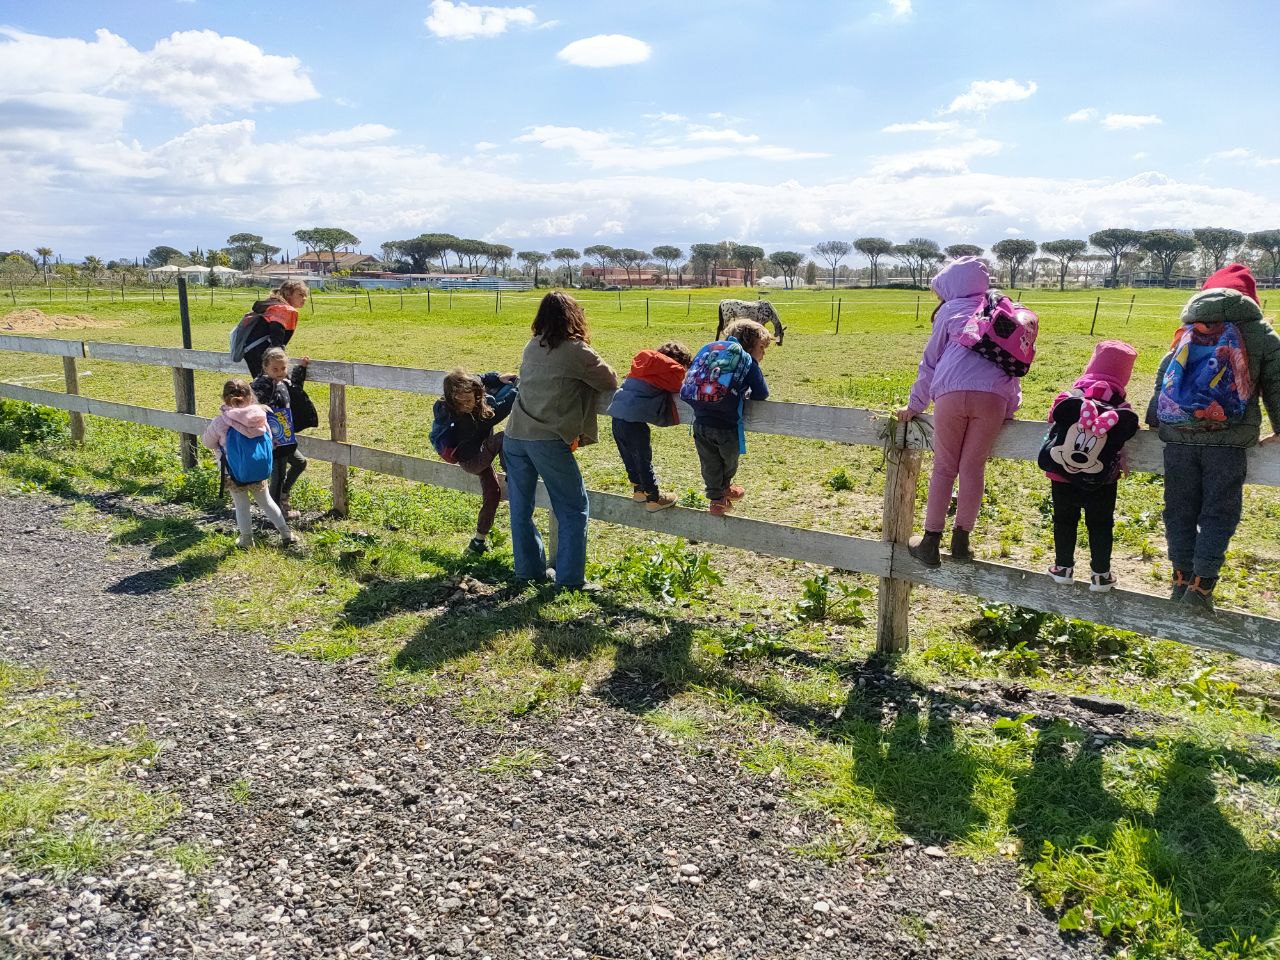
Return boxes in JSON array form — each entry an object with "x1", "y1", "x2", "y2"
[
  {"x1": 683, "y1": 320, "x2": 771, "y2": 516},
  {"x1": 1038, "y1": 340, "x2": 1140, "y2": 593},
  {"x1": 1145, "y1": 264, "x2": 1280, "y2": 610},
  {"x1": 606, "y1": 341, "x2": 693, "y2": 512},
  {"x1": 251, "y1": 346, "x2": 311, "y2": 519},
  {"x1": 431, "y1": 368, "x2": 518, "y2": 553}
]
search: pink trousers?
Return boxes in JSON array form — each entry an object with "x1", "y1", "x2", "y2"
[{"x1": 924, "y1": 390, "x2": 1006, "y2": 532}]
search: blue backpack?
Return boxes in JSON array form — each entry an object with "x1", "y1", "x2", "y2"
[
  {"x1": 1156, "y1": 322, "x2": 1252, "y2": 431},
  {"x1": 680, "y1": 339, "x2": 753, "y2": 405},
  {"x1": 224, "y1": 426, "x2": 274, "y2": 485}
]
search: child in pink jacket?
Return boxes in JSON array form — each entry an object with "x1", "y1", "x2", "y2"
[
  {"x1": 201, "y1": 378, "x2": 294, "y2": 548},
  {"x1": 898, "y1": 258, "x2": 1021, "y2": 566}
]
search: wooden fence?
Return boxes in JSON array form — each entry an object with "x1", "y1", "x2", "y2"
[{"x1": 1, "y1": 333, "x2": 1277, "y2": 664}]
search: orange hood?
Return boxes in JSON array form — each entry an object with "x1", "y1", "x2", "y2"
[{"x1": 627, "y1": 350, "x2": 686, "y2": 393}]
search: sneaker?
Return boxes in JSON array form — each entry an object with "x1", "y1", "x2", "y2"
[
  {"x1": 708, "y1": 498, "x2": 732, "y2": 516},
  {"x1": 1049, "y1": 565, "x2": 1075, "y2": 585},
  {"x1": 645, "y1": 493, "x2": 677, "y2": 512},
  {"x1": 466, "y1": 535, "x2": 489, "y2": 554},
  {"x1": 631, "y1": 486, "x2": 647, "y2": 503},
  {"x1": 281, "y1": 532, "x2": 300, "y2": 548},
  {"x1": 1181, "y1": 576, "x2": 1217, "y2": 611},
  {"x1": 1170, "y1": 569, "x2": 1190, "y2": 602},
  {"x1": 237, "y1": 537, "x2": 254, "y2": 549},
  {"x1": 1089, "y1": 571, "x2": 1117, "y2": 593},
  {"x1": 726, "y1": 484, "x2": 746, "y2": 502}
]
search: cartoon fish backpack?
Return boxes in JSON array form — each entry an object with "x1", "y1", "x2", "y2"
[
  {"x1": 957, "y1": 292, "x2": 1039, "y2": 377},
  {"x1": 1156, "y1": 322, "x2": 1252, "y2": 431},
  {"x1": 1039, "y1": 386, "x2": 1139, "y2": 488}
]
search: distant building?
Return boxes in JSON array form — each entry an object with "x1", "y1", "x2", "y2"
[{"x1": 294, "y1": 251, "x2": 379, "y2": 273}]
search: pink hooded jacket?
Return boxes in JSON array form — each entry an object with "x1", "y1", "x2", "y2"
[
  {"x1": 906, "y1": 258, "x2": 1022, "y2": 419},
  {"x1": 201, "y1": 403, "x2": 271, "y2": 463}
]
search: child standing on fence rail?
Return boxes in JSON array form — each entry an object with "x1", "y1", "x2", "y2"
[
  {"x1": 1145, "y1": 264, "x2": 1280, "y2": 610},
  {"x1": 607, "y1": 341, "x2": 693, "y2": 512},
  {"x1": 682, "y1": 320, "x2": 771, "y2": 516},
  {"x1": 201, "y1": 379, "x2": 294, "y2": 548},
  {"x1": 241, "y1": 280, "x2": 307, "y2": 379},
  {"x1": 897, "y1": 257, "x2": 1024, "y2": 567},
  {"x1": 252, "y1": 347, "x2": 311, "y2": 519},
  {"x1": 431, "y1": 367, "x2": 519, "y2": 554},
  {"x1": 1038, "y1": 341, "x2": 1140, "y2": 592}
]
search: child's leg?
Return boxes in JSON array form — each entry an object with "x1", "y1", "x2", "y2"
[
  {"x1": 611, "y1": 419, "x2": 644, "y2": 489},
  {"x1": 693, "y1": 424, "x2": 728, "y2": 499},
  {"x1": 280, "y1": 449, "x2": 307, "y2": 501},
  {"x1": 625, "y1": 422, "x2": 659, "y2": 497},
  {"x1": 1190, "y1": 446, "x2": 1247, "y2": 579},
  {"x1": 269, "y1": 450, "x2": 288, "y2": 504},
  {"x1": 475, "y1": 466, "x2": 501, "y2": 537},
  {"x1": 1082, "y1": 482, "x2": 1118, "y2": 574},
  {"x1": 1162, "y1": 444, "x2": 1203, "y2": 575},
  {"x1": 952, "y1": 392, "x2": 1006, "y2": 531},
  {"x1": 1051, "y1": 481, "x2": 1082, "y2": 569},
  {"x1": 229, "y1": 485, "x2": 254, "y2": 544},
  {"x1": 924, "y1": 392, "x2": 969, "y2": 532},
  {"x1": 248, "y1": 481, "x2": 290, "y2": 536},
  {"x1": 501, "y1": 437, "x2": 546, "y2": 580}
]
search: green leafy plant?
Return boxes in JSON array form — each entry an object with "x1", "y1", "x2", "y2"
[
  {"x1": 1172, "y1": 667, "x2": 1260, "y2": 715},
  {"x1": 992, "y1": 712, "x2": 1036, "y2": 736},
  {"x1": 971, "y1": 604, "x2": 1047, "y2": 646},
  {"x1": 712, "y1": 622, "x2": 787, "y2": 661},
  {"x1": 826, "y1": 467, "x2": 854, "y2": 492},
  {"x1": 0, "y1": 400, "x2": 67, "y2": 452},
  {"x1": 599, "y1": 539, "x2": 721, "y2": 604},
  {"x1": 792, "y1": 571, "x2": 872, "y2": 624}
]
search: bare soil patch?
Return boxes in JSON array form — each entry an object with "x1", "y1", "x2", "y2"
[{"x1": 1, "y1": 309, "x2": 120, "y2": 333}]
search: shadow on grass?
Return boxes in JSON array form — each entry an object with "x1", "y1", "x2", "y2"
[{"x1": 106, "y1": 514, "x2": 233, "y2": 595}]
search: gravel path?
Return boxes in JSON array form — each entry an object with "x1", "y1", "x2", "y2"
[{"x1": 0, "y1": 492, "x2": 1102, "y2": 960}]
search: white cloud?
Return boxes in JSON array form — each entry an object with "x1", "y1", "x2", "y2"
[
  {"x1": 424, "y1": 0, "x2": 537, "y2": 38},
  {"x1": 1132, "y1": 152, "x2": 1148, "y2": 161},
  {"x1": 882, "y1": 120, "x2": 961, "y2": 134},
  {"x1": 295, "y1": 124, "x2": 397, "y2": 147},
  {"x1": 556, "y1": 34, "x2": 650, "y2": 68},
  {"x1": 941, "y1": 79, "x2": 1037, "y2": 114},
  {"x1": 1065, "y1": 107, "x2": 1096, "y2": 122},
  {"x1": 886, "y1": 0, "x2": 913, "y2": 16},
  {"x1": 1100, "y1": 113, "x2": 1162, "y2": 131},
  {"x1": 0, "y1": 26, "x2": 318, "y2": 122},
  {"x1": 1208, "y1": 147, "x2": 1280, "y2": 167},
  {"x1": 474, "y1": 140, "x2": 497, "y2": 152},
  {"x1": 645, "y1": 112, "x2": 687, "y2": 123},
  {"x1": 515, "y1": 123, "x2": 823, "y2": 170},
  {"x1": 869, "y1": 138, "x2": 1003, "y2": 178}
]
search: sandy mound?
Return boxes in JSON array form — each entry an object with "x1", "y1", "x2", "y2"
[{"x1": 1, "y1": 309, "x2": 121, "y2": 333}]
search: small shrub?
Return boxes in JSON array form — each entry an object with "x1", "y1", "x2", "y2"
[
  {"x1": 826, "y1": 467, "x2": 854, "y2": 492},
  {"x1": 971, "y1": 604, "x2": 1048, "y2": 647},
  {"x1": 792, "y1": 571, "x2": 872, "y2": 624},
  {"x1": 710, "y1": 622, "x2": 787, "y2": 661},
  {"x1": 599, "y1": 539, "x2": 721, "y2": 604},
  {"x1": 0, "y1": 401, "x2": 67, "y2": 452},
  {"x1": 1172, "y1": 667, "x2": 1260, "y2": 715}
]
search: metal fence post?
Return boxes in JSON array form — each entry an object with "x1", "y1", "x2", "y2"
[
  {"x1": 62, "y1": 352, "x2": 85, "y2": 443},
  {"x1": 877, "y1": 418, "x2": 922, "y2": 653},
  {"x1": 329, "y1": 383, "x2": 349, "y2": 517}
]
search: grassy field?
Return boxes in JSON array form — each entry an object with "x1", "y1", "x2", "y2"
[{"x1": 1, "y1": 284, "x2": 1279, "y2": 958}]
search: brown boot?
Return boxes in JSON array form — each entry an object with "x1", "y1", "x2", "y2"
[
  {"x1": 950, "y1": 528, "x2": 972, "y2": 561},
  {"x1": 908, "y1": 531, "x2": 943, "y2": 568}
]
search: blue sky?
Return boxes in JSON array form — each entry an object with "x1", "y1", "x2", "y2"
[{"x1": 4, "y1": 0, "x2": 1280, "y2": 262}]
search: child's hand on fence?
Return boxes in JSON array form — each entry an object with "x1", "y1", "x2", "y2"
[
  {"x1": 500, "y1": 373, "x2": 517, "y2": 383},
  {"x1": 298, "y1": 357, "x2": 311, "y2": 367},
  {"x1": 896, "y1": 406, "x2": 916, "y2": 423}
]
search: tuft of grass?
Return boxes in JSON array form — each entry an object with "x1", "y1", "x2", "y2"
[
  {"x1": 167, "y1": 841, "x2": 214, "y2": 874},
  {"x1": 643, "y1": 705, "x2": 708, "y2": 744},
  {"x1": 479, "y1": 748, "x2": 546, "y2": 776},
  {"x1": 227, "y1": 778, "x2": 253, "y2": 803}
]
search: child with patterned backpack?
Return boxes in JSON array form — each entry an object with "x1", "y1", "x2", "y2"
[
  {"x1": 1038, "y1": 341, "x2": 1140, "y2": 592},
  {"x1": 251, "y1": 347, "x2": 312, "y2": 519},
  {"x1": 1146, "y1": 264, "x2": 1280, "y2": 610},
  {"x1": 898, "y1": 257, "x2": 1035, "y2": 567},
  {"x1": 201, "y1": 379, "x2": 294, "y2": 548},
  {"x1": 431, "y1": 367, "x2": 519, "y2": 554},
  {"x1": 607, "y1": 340, "x2": 693, "y2": 512},
  {"x1": 681, "y1": 320, "x2": 771, "y2": 516}
]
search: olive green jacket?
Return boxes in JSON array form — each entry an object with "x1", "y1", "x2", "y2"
[
  {"x1": 1145, "y1": 288, "x2": 1280, "y2": 447},
  {"x1": 507, "y1": 336, "x2": 618, "y2": 446}
]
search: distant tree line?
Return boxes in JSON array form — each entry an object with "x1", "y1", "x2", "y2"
[{"x1": 7, "y1": 226, "x2": 1280, "y2": 290}]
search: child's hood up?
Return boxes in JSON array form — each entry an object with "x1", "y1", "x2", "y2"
[
  {"x1": 628, "y1": 349, "x2": 687, "y2": 393},
  {"x1": 221, "y1": 403, "x2": 269, "y2": 437},
  {"x1": 931, "y1": 257, "x2": 989, "y2": 302}
]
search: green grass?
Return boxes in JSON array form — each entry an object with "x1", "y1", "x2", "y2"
[
  {"x1": 1, "y1": 287, "x2": 1278, "y2": 954},
  {"x1": 478, "y1": 747, "x2": 546, "y2": 776},
  {"x1": 0, "y1": 661, "x2": 178, "y2": 876}
]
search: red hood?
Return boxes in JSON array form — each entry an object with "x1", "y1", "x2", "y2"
[{"x1": 628, "y1": 350, "x2": 686, "y2": 393}]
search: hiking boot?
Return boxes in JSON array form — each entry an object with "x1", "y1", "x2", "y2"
[
  {"x1": 1170, "y1": 569, "x2": 1190, "y2": 602},
  {"x1": 237, "y1": 536, "x2": 254, "y2": 549},
  {"x1": 1181, "y1": 576, "x2": 1217, "y2": 611},
  {"x1": 466, "y1": 535, "x2": 489, "y2": 554},
  {"x1": 1049, "y1": 565, "x2": 1075, "y2": 584},
  {"x1": 950, "y1": 528, "x2": 972, "y2": 561},
  {"x1": 279, "y1": 499, "x2": 300, "y2": 521},
  {"x1": 726, "y1": 484, "x2": 746, "y2": 502},
  {"x1": 645, "y1": 493, "x2": 677, "y2": 512},
  {"x1": 908, "y1": 531, "x2": 943, "y2": 568},
  {"x1": 281, "y1": 532, "x2": 300, "y2": 549},
  {"x1": 708, "y1": 497, "x2": 732, "y2": 517},
  {"x1": 1090, "y1": 571, "x2": 1117, "y2": 593},
  {"x1": 631, "y1": 485, "x2": 647, "y2": 503}
]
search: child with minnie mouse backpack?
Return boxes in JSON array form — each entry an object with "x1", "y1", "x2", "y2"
[
  {"x1": 898, "y1": 257, "x2": 1034, "y2": 566},
  {"x1": 1146, "y1": 264, "x2": 1280, "y2": 610},
  {"x1": 1038, "y1": 341, "x2": 1140, "y2": 592}
]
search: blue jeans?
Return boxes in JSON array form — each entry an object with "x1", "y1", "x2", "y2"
[
  {"x1": 1163, "y1": 443, "x2": 1248, "y2": 579},
  {"x1": 503, "y1": 436, "x2": 589, "y2": 587},
  {"x1": 612, "y1": 418, "x2": 658, "y2": 497}
]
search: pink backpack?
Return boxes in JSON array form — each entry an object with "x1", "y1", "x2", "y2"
[{"x1": 957, "y1": 293, "x2": 1038, "y2": 377}]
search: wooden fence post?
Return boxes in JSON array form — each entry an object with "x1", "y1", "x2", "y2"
[
  {"x1": 877, "y1": 418, "x2": 922, "y2": 653},
  {"x1": 173, "y1": 366, "x2": 197, "y2": 469},
  {"x1": 329, "y1": 383, "x2": 349, "y2": 517},
  {"x1": 62, "y1": 354, "x2": 84, "y2": 443}
]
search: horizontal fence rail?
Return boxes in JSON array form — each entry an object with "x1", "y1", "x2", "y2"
[{"x1": 0, "y1": 333, "x2": 1277, "y2": 663}]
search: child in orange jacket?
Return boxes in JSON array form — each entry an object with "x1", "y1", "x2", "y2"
[{"x1": 606, "y1": 341, "x2": 693, "y2": 511}]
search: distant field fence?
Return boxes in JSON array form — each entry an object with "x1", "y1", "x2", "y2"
[{"x1": 0, "y1": 332, "x2": 1277, "y2": 664}]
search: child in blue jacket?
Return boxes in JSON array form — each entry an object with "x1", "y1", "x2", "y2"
[
  {"x1": 606, "y1": 341, "x2": 692, "y2": 511},
  {"x1": 431, "y1": 368, "x2": 518, "y2": 553}
]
